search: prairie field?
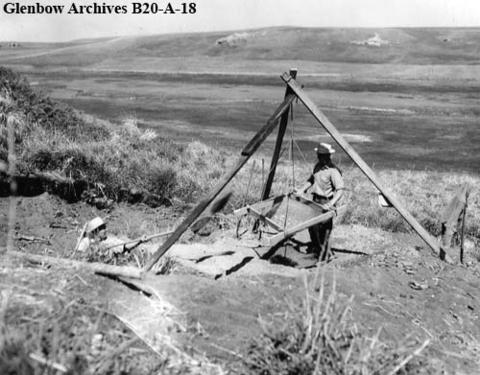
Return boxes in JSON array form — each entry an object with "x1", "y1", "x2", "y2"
[
  {"x1": 1, "y1": 27, "x2": 480, "y2": 374},
  {"x1": 1, "y1": 27, "x2": 479, "y2": 173}
]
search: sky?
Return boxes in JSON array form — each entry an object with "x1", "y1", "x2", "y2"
[{"x1": 1, "y1": 0, "x2": 480, "y2": 42}]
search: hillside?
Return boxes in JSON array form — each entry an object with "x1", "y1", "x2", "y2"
[
  {"x1": 1, "y1": 47, "x2": 480, "y2": 373},
  {"x1": 3, "y1": 27, "x2": 480, "y2": 69}
]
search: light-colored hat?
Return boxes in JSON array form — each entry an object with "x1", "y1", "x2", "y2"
[
  {"x1": 314, "y1": 143, "x2": 335, "y2": 154},
  {"x1": 85, "y1": 217, "x2": 105, "y2": 234}
]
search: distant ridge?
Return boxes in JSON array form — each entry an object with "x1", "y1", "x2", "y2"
[{"x1": 2, "y1": 27, "x2": 480, "y2": 67}]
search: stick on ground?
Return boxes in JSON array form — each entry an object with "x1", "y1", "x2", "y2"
[{"x1": 6, "y1": 250, "x2": 143, "y2": 279}]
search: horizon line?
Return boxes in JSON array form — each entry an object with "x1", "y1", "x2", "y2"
[{"x1": 2, "y1": 24, "x2": 480, "y2": 44}]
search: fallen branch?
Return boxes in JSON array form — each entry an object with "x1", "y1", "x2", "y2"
[
  {"x1": 16, "y1": 234, "x2": 50, "y2": 244},
  {"x1": 92, "y1": 263, "x2": 143, "y2": 279},
  {"x1": 6, "y1": 250, "x2": 143, "y2": 279}
]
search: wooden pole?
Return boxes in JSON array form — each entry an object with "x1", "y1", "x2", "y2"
[
  {"x1": 281, "y1": 73, "x2": 451, "y2": 262},
  {"x1": 145, "y1": 93, "x2": 296, "y2": 271},
  {"x1": 460, "y1": 184, "x2": 470, "y2": 263},
  {"x1": 260, "y1": 68, "x2": 297, "y2": 200},
  {"x1": 459, "y1": 198, "x2": 467, "y2": 264},
  {"x1": 441, "y1": 184, "x2": 469, "y2": 257}
]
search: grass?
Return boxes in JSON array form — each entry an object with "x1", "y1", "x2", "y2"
[
  {"x1": 18, "y1": 119, "x2": 227, "y2": 203},
  {"x1": 26, "y1": 69, "x2": 480, "y2": 174},
  {"x1": 341, "y1": 168, "x2": 480, "y2": 239},
  {"x1": 1, "y1": 65, "x2": 478, "y2": 374},
  {"x1": 0, "y1": 253, "x2": 224, "y2": 375},
  {"x1": 243, "y1": 269, "x2": 431, "y2": 374},
  {"x1": 0, "y1": 265, "x2": 171, "y2": 374},
  {"x1": 0, "y1": 67, "x2": 230, "y2": 205},
  {"x1": 2, "y1": 66, "x2": 478, "y2": 243}
]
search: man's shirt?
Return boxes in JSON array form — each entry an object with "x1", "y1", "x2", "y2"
[{"x1": 308, "y1": 164, "x2": 345, "y2": 199}]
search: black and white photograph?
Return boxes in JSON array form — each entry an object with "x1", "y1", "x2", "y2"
[{"x1": 0, "y1": 0, "x2": 479, "y2": 373}]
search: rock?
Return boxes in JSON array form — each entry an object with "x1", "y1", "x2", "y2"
[
  {"x1": 464, "y1": 239, "x2": 475, "y2": 252},
  {"x1": 409, "y1": 280, "x2": 428, "y2": 290}
]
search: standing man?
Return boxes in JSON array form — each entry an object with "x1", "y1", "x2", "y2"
[{"x1": 296, "y1": 143, "x2": 345, "y2": 260}]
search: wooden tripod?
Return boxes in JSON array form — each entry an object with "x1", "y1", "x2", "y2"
[{"x1": 145, "y1": 69, "x2": 451, "y2": 272}]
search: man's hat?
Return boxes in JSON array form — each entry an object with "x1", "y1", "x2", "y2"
[
  {"x1": 85, "y1": 217, "x2": 106, "y2": 234},
  {"x1": 314, "y1": 143, "x2": 335, "y2": 155}
]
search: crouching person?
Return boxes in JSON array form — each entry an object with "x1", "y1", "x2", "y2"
[
  {"x1": 76, "y1": 217, "x2": 107, "y2": 254},
  {"x1": 296, "y1": 143, "x2": 344, "y2": 261},
  {"x1": 75, "y1": 217, "x2": 123, "y2": 262}
]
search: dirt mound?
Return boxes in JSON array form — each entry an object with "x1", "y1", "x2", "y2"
[
  {"x1": 108, "y1": 244, "x2": 480, "y2": 373},
  {"x1": 107, "y1": 220, "x2": 480, "y2": 373},
  {"x1": 2, "y1": 193, "x2": 480, "y2": 373}
]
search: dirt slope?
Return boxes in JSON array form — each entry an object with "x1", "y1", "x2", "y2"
[
  {"x1": 109, "y1": 230, "x2": 480, "y2": 373},
  {"x1": 2, "y1": 193, "x2": 479, "y2": 373}
]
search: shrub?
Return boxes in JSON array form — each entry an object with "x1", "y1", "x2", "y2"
[{"x1": 146, "y1": 165, "x2": 177, "y2": 198}]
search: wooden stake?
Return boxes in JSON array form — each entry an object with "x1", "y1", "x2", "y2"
[
  {"x1": 460, "y1": 188, "x2": 469, "y2": 264},
  {"x1": 145, "y1": 93, "x2": 296, "y2": 271},
  {"x1": 281, "y1": 73, "x2": 451, "y2": 262},
  {"x1": 441, "y1": 184, "x2": 469, "y2": 258},
  {"x1": 261, "y1": 68, "x2": 297, "y2": 200}
]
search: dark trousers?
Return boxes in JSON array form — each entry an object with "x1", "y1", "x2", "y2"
[{"x1": 309, "y1": 195, "x2": 333, "y2": 260}]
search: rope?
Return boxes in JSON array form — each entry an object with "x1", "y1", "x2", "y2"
[
  {"x1": 290, "y1": 104, "x2": 296, "y2": 190},
  {"x1": 282, "y1": 103, "x2": 297, "y2": 232},
  {"x1": 242, "y1": 160, "x2": 256, "y2": 206},
  {"x1": 242, "y1": 147, "x2": 289, "y2": 206},
  {"x1": 293, "y1": 138, "x2": 309, "y2": 166}
]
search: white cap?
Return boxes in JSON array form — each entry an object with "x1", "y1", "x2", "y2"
[{"x1": 85, "y1": 217, "x2": 105, "y2": 234}]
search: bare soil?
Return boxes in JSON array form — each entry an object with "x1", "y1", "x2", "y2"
[{"x1": 2, "y1": 193, "x2": 480, "y2": 374}]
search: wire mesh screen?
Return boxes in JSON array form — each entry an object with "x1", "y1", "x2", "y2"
[{"x1": 256, "y1": 194, "x2": 324, "y2": 231}]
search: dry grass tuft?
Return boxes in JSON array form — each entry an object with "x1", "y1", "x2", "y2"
[
  {"x1": 244, "y1": 269, "x2": 431, "y2": 374},
  {"x1": 0, "y1": 271, "x2": 191, "y2": 375},
  {"x1": 341, "y1": 168, "x2": 480, "y2": 240}
]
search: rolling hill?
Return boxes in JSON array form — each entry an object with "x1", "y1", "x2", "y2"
[
  {"x1": 2, "y1": 27, "x2": 480, "y2": 69},
  {"x1": 1, "y1": 27, "x2": 479, "y2": 174}
]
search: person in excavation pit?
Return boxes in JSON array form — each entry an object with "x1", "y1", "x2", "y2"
[
  {"x1": 75, "y1": 217, "x2": 157, "y2": 263},
  {"x1": 296, "y1": 143, "x2": 345, "y2": 261}
]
